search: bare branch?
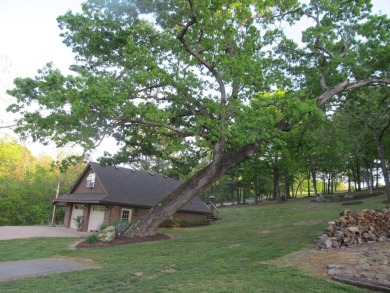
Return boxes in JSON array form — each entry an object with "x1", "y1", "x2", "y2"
[
  {"x1": 317, "y1": 78, "x2": 390, "y2": 106},
  {"x1": 315, "y1": 44, "x2": 333, "y2": 59},
  {"x1": 320, "y1": 68, "x2": 330, "y2": 90},
  {"x1": 0, "y1": 124, "x2": 16, "y2": 130}
]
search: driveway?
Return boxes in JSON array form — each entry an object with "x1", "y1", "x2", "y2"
[
  {"x1": 0, "y1": 258, "x2": 95, "y2": 282},
  {"x1": 0, "y1": 226, "x2": 93, "y2": 282},
  {"x1": 0, "y1": 226, "x2": 89, "y2": 240}
]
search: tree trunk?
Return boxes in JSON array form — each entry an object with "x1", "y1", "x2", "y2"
[
  {"x1": 311, "y1": 170, "x2": 318, "y2": 197},
  {"x1": 285, "y1": 176, "x2": 291, "y2": 199},
  {"x1": 370, "y1": 129, "x2": 390, "y2": 200},
  {"x1": 254, "y1": 173, "x2": 259, "y2": 205},
  {"x1": 124, "y1": 143, "x2": 260, "y2": 237},
  {"x1": 356, "y1": 163, "x2": 362, "y2": 191},
  {"x1": 273, "y1": 171, "x2": 280, "y2": 200},
  {"x1": 366, "y1": 164, "x2": 373, "y2": 195},
  {"x1": 375, "y1": 164, "x2": 379, "y2": 189},
  {"x1": 322, "y1": 177, "x2": 326, "y2": 194},
  {"x1": 348, "y1": 176, "x2": 351, "y2": 193}
]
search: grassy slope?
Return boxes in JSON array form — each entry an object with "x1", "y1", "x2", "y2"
[{"x1": 0, "y1": 192, "x2": 386, "y2": 292}]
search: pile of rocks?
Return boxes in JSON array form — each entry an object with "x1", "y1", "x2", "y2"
[{"x1": 317, "y1": 208, "x2": 390, "y2": 249}]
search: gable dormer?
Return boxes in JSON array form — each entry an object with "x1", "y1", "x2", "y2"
[
  {"x1": 86, "y1": 173, "x2": 96, "y2": 188},
  {"x1": 70, "y1": 164, "x2": 105, "y2": 194}
]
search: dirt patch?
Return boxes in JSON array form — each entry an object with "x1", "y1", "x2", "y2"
[
  {"x1": 341, "y1": 201, "x2": 364, "y2": 206},
  {"x1": 271, "y1": 241, "x2": 390, "y2": 290},
  {"x1": 76, "y1": 234, "x2": 171, "y2": 248}
]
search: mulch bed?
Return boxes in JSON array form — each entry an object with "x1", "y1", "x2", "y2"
[{"x1": 76, "y1": 234, "x2": 171, "y2": 248}]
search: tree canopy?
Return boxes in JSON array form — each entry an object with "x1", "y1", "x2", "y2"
[
  {"x1": 0, "y1": 136, "x2": 84, "y2": 225},
  {"x1": 7, "y1": 0, "x2": 390, "y2": 236}
]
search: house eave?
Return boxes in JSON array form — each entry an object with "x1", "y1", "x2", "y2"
[{"x1": 53, "y1": 198, "x2": 212, "y2": 215}]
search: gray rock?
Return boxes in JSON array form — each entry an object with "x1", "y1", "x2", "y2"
[{"x1": 98, "y1": 226, "x2": 116, "y2": 242}]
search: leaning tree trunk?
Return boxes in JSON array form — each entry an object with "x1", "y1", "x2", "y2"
[{"x1": 124, "y1": 143, "x2": 260, "y2": 237}]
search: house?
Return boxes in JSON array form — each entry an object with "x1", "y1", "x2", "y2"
[{"x1": 53, "y1": 162, "x2": 212, "y2": 232}]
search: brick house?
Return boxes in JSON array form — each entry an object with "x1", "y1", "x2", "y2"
[{"x1": 53, "y1": 162, "x2": 212, "y2": 232}]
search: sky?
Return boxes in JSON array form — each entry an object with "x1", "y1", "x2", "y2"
[{"x1": 0, "y1": 0, "x2": 389, "y2": 159}]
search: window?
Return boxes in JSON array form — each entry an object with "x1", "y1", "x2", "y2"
[
  {"x1": 121, "y1": 209, "x2": 132, "y2": 223},
  {"x1": 86, "y1": 173, "x2": 95, "y2": 188},
  {"x1": 93, "y1": 206, "x2": 105, "y2": 212}
]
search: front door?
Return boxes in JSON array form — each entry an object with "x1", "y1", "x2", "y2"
[{"x1": 88, "y1": 205, "x2": 105, "y2": 231}]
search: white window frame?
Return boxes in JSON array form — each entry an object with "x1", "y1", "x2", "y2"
[
  {"x1": 121, "y1": 209, "x2": 132, "y2": 223},
  {"x1": 86, "y1": 173, "x2": 95, "y2": 188}
]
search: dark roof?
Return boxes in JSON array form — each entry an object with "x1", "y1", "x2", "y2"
[{"x1": 55, "y1": 162, "x2": 211, "y2": 214}]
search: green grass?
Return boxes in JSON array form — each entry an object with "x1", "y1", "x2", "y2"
[{"x1": 0, "y1": 191, "x2": 386, "y2": 292}]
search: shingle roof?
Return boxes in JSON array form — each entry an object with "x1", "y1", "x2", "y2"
[{"x1": 55, "y1": 162, "x2": 211, "y2": 214}]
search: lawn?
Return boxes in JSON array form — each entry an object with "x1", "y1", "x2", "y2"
[{"x1": 0, "y1": 191, "x2": 386, "y2": 292}]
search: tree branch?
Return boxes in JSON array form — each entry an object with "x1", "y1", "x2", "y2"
[
  {"x1": 0, "y1": 124, "x2": 16, "y2": 129},
  {"x1": 317, "y1": 78, "x2": 390, "y2": 106},
  {"x1": 177, "y1": 0, "x2": 227, "y2": 114},
  {"x1": 315, "y1": 44, "x2": 333, "y2": 59}
]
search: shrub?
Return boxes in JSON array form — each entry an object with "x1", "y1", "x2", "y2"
[
  {"x1": 115, "y1": 222, "x2": 131, "y2": 236},
  {"x1": 161, "y1": 218, "x2": 212, "y2": 228},
  {"x1": 194, "y1": 219, "x2": 211, "y2": 226},
  {"x1": 161, "y1": 218, "x2": 190, "y2": 228},
  {"x1": 73, "y1": 215, "x2": 84, "y2": 230},
  {"x1": 98, "y1": 223, "x2": 110, "y2": 232},
  {"x1": 85, "y1": 233, "x2": 100, "y2": 244}
]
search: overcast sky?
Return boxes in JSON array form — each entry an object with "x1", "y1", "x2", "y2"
[{"x1": 0, "y1": 0, "x2": 388, "y2": 158}]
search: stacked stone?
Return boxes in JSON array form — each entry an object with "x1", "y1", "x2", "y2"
[{"x1": 317, "y1": 208, "x2": 390, "y2": 249}]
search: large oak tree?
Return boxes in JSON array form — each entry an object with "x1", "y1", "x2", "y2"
[{"x1": 7, "y1": 0, "x2": 390, "y2": 236}]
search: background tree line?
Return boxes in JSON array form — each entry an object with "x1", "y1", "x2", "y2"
[{"x1": 0, "y1": 136, "x2": 84, "y2": 225}]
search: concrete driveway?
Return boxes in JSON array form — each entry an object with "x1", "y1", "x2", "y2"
[
  {"x1": 0, "y1": 226, "x2": 93, "y2": 282},
  {"x1": 0, "y1": 226, "x2": 89, "y2": 240},
  {"x1": 0, "y1": 258, "x2": 96, "y2": 282}
]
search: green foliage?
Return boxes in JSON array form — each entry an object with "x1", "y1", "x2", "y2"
[
  {"x1": 72, "y1": 215, "x2": 84, "y2": 230},
  {"x1": 161, "y1": 218, "x2": 211, "y2": 228},
  {"x1": 161, "y1": 218, "x2": 190, "y2": 228},
  {"x1": 84, "y1": 233, "x2": 100, "y2": 244},
  {"x1": 0, "y1": 137, "x2": 85, "y2": 225}
]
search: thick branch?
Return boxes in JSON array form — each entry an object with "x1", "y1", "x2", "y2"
[
  {"x1": 379, "y1": 119, "x2": 390, "y2": 142},
  {"x1": 320, "y1": 68, "x2": 331, "y2": 90},
  {"x1": 315, "y1": 44, "x2": 333, "y2": 59},
  {"x1": 177, "y1": 0, "x2": 227, "y2": 112},
  {"x1": 0, "y1": 124, "x2": 16, "y2": 129},
  {"x1": 317, "y1": 78, "x2": 390, "y2": 106}
]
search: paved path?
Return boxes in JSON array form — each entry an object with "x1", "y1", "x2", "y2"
[
  {"x1": 0, "y1": 258, "x2": 95, "y2": 282},
  {"x1": 0, "y1": 226, "x2": 89, "y2": 240},
  {"x1": 0, "y1": 226, "x2": 93, "y2": 282}
]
